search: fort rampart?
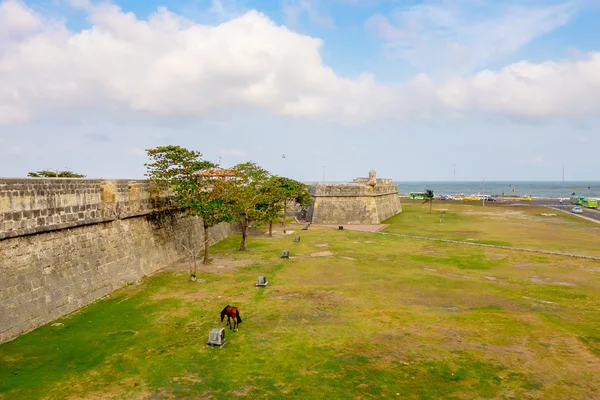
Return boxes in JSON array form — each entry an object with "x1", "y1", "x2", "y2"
[
  {"x1": 307, "y1": 171, "x2": 402, "y2": 225},
  {"x1": 0, "y1": 178, "x2": 234, "y2": 343}
]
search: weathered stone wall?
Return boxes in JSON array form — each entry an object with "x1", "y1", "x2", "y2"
[
  {"x1": 0, "y1": 178, "x2": 158, "y2": 240},
  {"x1": 0, "y1": 178, "x2": 235, "y2": 343},
  {"x1": 307, "y1": 178, "x2": 402, "y2": 225}
]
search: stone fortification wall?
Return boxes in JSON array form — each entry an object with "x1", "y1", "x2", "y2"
[
  {"x1": 0, "y1": 178, "x2": 158, "y2": 240},
  {"x1": 0, "y1": 178, "x2": 235, "y2": 343},
  {"x1": 307, "y1": 177, "x2": 402, "y2": 225}
]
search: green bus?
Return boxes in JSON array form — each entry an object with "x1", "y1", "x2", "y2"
[
  {"x1": 582, "y1": 198, "x2": 598, "y2": 209},
  {"x1": 409, "y1": 192, "x2": 430, "y2": 200},
  {"x1": 571, "y1": 196, "x2": 585, "y2": 206}
]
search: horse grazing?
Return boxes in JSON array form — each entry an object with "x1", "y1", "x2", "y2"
[{"x1": 220, "y1": 305, "x2": 242, "y2": 331}]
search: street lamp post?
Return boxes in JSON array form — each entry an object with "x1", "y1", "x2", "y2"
[
  {"x1": 482, "y1": 177, "x2": 485, "y2": 207},
  {"x1": 562, "y1": 164, "x2": 565, "y2": 207},
  {"x1": 453, "y1": 164, "x2": 456, "y2": 197}
]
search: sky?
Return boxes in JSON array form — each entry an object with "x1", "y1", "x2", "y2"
[{"x1": 1, "y1": 0, "x2": 599, "y2": 182}]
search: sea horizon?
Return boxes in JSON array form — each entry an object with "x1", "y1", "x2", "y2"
[{"x1": 304, "y1": 181, "x2": 600, "y2": 199}]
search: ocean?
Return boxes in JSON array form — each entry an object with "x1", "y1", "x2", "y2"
[{"x1": 396, "y1": 181, "x2": 600, "y2": 199}]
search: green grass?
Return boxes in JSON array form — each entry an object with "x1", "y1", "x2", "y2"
[
  {"x1": 383, "y1": 200, "x2": 600, "y2": 256},
  {"x1": 1, "y1": 203, "x2": 600, "y2": 399}
]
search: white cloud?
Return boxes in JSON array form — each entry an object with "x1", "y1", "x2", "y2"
[
  {"x1": 283, "y1": 0, "x2": 335, "y2": 28},
  {"x1": 436, "y1": 54, "x2": 600, "y2": 117},
  {"x1": 217, "y1": 148, "x2": 247, "y2": 157},
  {"x1": 0, "y1": 0, "x2": 388, "y2": 125},
  {"x1": 0, "y1": 0, "x2": 599, "y2": 127},
  {"x1": 364, "y1": 14, "x2": 406, "y2": 40},
  {"x1": 0, "y1": 0, "x2": 41, "y2": 39},
  {"x1": 366, "y1": 1, "x2": 579, "y2": 74}
]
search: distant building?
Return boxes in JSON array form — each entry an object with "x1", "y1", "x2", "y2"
[{"x1": 196, "y1": 169, "x2": 238, "y2": 181}]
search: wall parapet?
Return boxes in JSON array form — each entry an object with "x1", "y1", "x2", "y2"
[{"x1": 0, "y1": 178, "x2": 162, "y2": 240}]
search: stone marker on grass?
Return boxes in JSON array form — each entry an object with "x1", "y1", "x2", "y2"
[
  {"x1": 207, "y1": 328, "x2": 226, "y2": 346},
  {"x1": 281, "y1": 250, "x2": 290, "y2": 259},
  {"x1": 256, "y1": 276, "x2": 268, "y2": 287},
  {"x1": 294, "y1": 236, "x2": 300, "y2": 242}
]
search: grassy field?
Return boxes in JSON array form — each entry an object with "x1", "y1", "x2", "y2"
[
  {"x1": 384, "y1": 200, "x2": 600, "y2": 257},
  {"x1": 1, "y1": 203, "x2": 600, "y2": 399}
]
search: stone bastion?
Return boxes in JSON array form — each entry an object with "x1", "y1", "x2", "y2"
[{"x1": 306, "y1": 170, "x2": 402, "y2": 225}]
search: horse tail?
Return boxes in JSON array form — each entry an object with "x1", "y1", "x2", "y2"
[
  {"x1": 220, "y1": 305, "x2": 231, "y2": 314},
  {"x1": 236, "y1": 310, "x2": 242, "y2": 324}
]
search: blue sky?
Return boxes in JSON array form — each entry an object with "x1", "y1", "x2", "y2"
[{"x1": 1, "y1": 0, "x2": 599, "y2": 182}]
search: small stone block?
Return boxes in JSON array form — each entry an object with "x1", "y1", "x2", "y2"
[
  {"x1": 338, "y1": 226, "x2": 344, "y2": 230},
  {"x1": 294, "y1": 236, "x2": 300, "y2": 242},
  {"x1": 256, "y1": 276, "x2": 268, "y2": 287},
  {"x1": 301, "y1": 225, "x2": 308, "y2": 230},
  {"x1": 281, "y1": 250, "x2": 290, "y2": 259},
  {"x1": 207, "y1": 328, "x2": 226, "y2": 346}
]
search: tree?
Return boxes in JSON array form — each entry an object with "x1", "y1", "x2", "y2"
[
  {"x1": 272, "y1": 177, "x2": 313, "y2": 233},
  {"x1": 423, "y1": 189, "x2": 435, "y2": 213},
  {"x1": 224, "y1": 162, "x2": 272, "y2": 250},
  {"x1": 145, "y1": 146, "x2": 232, "y2": 277},
  {"x1": 258, "y1": 177, "x2": 286, "y2": 237},
  {"x1": 28, "y1": 170, "x2": 85, "y2": 178}
]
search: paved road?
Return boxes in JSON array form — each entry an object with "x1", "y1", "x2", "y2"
[{"x1": 504, "y1": 198, "x2": 600, "y2": 223}]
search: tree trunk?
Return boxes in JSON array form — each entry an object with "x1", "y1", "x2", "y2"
[
  {"x1": 269, "y1": 220, "x2": 273, "y2": 237},
  {"x1": 240, "y1": 221, "x2": 248, "y2": 251},
  {"x1": 192, "y1": 254, "x2": 197, "y2": 280},
  {"x1": 282, "y1": 200, "x2": 287, "y2": 233},
  {"x1": 429, "y1": 200, "x2": 433, "y2": 214},
  {"x1": 203, "y1": 223, "x2": 210, "y2": 264}
]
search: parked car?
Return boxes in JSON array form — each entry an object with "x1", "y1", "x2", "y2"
[
  {"x1": 440, "y1": 195, "x2": 451, "y2": 200},
  {"x1": 572, "y1": 206, "x2": 583, "y2": 214},
  {"x1": 487, "y1": 197, "x2": 497, "y2": 202}
]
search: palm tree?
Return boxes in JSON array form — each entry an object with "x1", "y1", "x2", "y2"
[{"x1": 423, "y1": 189, "x2": 434, "y2": 213}]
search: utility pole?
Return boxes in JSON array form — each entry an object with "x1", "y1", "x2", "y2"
[
  {"x1": 482, "y1": 177, "x2": 485, "y2": 207},
  {"x1": 453, "y1": 164, "x2": 456, "y2": 197},
  {"x1": 562, "y1": 164, "x2": 565, "y2": 207},
  {"x1": 322, "y1": 166, "x2": 325, "y2": 183}
]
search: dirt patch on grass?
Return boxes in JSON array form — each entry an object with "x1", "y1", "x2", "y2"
[
  {"x1": 482, "y1": 276, "x2": 509, "y2": 282},
  {"x1": 530, "y1": 276, "x2": 578, "y2": 287},
  {"x1": 487, "y1": 253, "x2": 508, "y2": 260},
  {"x1": 68, "y1": 379, "x2": 149, "y2": 400},
  {"x1": 446, "y1": 273, "x2": 471, "y2": 279},
  {"x1": 314, "y1": 243, "x2": 329, "y2": 248},
  {"x1": 310, "y1": 251, "x2": 335, "y2": 257},
  {"x1": 513, "y1": 263, "x2": 551, "y2": 269},
  {"x1": 340, "y1": 256, "x2": 356, "y2": 261},
  {"x1": 163, "y1": 256, "x2": 255, "y2": 274}
]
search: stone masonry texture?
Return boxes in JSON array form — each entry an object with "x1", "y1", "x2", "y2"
[
  {"x1": 0, "y1": 178, "x2": 235, "y2": 343},
  {"x1": 307, "y1": 173, "x2": 402, "y2": 225}
]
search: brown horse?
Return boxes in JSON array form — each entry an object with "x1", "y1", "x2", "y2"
[{"x1": 220, "y1": 305, "x2": 242, "y2": 331}]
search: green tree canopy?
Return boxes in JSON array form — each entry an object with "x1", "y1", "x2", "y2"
[
  {"x1": 145, "y1": 146, "x2": 231, "y2": 272},
  {"x1": 224, "y1": 162, "x2": 273, "y2": 250},
  {"x1": 28, "y1": 170, "x2": 85, "y2": 178},
  {"x1": 423, "y1": 189, "x2": 435, "y2": 213}
]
